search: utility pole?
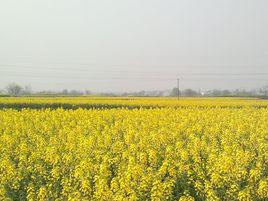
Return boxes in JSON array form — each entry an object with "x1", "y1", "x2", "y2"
[{"x1": 177, "y1": 78, "x2": 180, "y2": 100}]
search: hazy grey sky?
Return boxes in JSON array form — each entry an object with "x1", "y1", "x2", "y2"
[{"x1": 0, "y1": 0, "x2": 267, "y2": 92}]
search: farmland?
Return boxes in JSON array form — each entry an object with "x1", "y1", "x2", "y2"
[
  {"x1": 0, "y1": 97, "x2": 267, "y2": 200},
  {"x1": 0, "y1": 97, "x2": 267, "y2": 110}
]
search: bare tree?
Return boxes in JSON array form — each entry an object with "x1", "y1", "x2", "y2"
[
  {"x1": 262, "y1": 85, "x2": 268, "y2": 97},
  {"x1": 61, "y1": 89, "x2": 69, "y2": 95},
  {"x1": 22, "y1": 85, "x2": 32, "y2": 95},
  {"x1": 182, "y1": 89, "x2": 200, "y2": 97},
  {"x1": 6, "y1": 83, "x2": 23, "y2": 96}
]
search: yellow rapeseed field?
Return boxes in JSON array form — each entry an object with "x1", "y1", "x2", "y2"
[
  {"x1": 0, "y1": 97, "x2": 268, "y2": 109},
  {"x1": 0, "y1": 98, "x2": 267, "y2": 200}
]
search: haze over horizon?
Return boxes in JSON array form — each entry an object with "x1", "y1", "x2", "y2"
[{"x1": 0, "y1": 0, "x2": 267, "y2": 92}]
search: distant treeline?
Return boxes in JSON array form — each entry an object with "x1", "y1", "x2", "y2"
[{"x1": 1, "y1": 83, "x2": 268, "y2": 97}]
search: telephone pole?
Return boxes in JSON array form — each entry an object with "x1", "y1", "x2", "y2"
[{"x1": 177, "y1": 78, "x2": 180, "y2": 100}]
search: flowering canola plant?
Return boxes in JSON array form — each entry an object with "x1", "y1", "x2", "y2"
[{"x1": 0, "y1": 98, "x2": 267, "y2": 200}]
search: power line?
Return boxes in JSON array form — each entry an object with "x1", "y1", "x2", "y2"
[
  {"x1": 0, "y1": 73, "x2": 174, "y2": 81},
  {"x1": 1, "y1": 64, "x2": 268, "y2": 76},
  {"x1": 1, "y1": 73, "x2": 268, "y2": 82},
  {"x1": 1, "y1": 69, "x2": 268, "y2": 77},
  {"x1": 0, "y1": 61, "x2": 267, "y2": 68}
]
